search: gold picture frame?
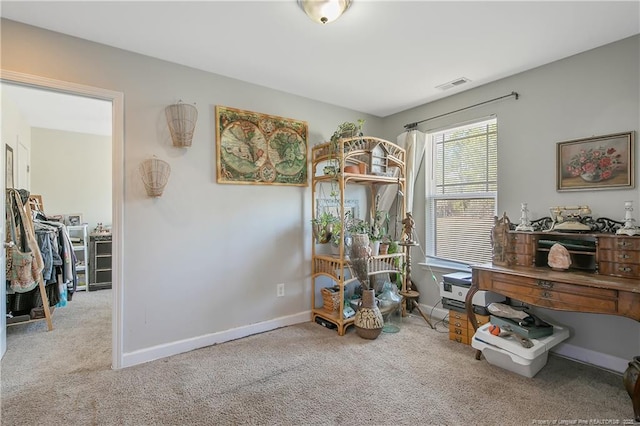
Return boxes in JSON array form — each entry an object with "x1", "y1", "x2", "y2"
[
  {"x1": 556, "y1": 131, "x2": 634, "y2": 191},
  {"x1": 215, "y1": 105, "x2": 308, "y2": 186}
]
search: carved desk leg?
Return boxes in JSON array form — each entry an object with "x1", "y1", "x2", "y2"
[
  {"x1": 623, "y1": 356, "x2": 640, "y2": 421},
  {"x1": 465, "y1": 278, "x2": 482, "y2": 361}
]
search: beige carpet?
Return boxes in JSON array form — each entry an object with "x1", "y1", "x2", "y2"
[{"x1": 1, "y1": 289, "x2": 634, "y2": 425}]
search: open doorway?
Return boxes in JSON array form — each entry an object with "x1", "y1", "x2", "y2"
[{"x1": 1, "y1": 71, "x2": 123, "y2": 368}]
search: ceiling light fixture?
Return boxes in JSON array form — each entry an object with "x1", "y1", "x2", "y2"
[{"x1": 298, "y1": 0, "x2": 352, "y2": 24}]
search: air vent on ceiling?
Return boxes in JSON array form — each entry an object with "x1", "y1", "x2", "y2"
[{"x1": 436, "y1": 77, "x2": 471, "y2": 91}]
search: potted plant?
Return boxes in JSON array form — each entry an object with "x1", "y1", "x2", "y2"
[
  {"x1": 379, "y1": 235, "x2": 391, "y2": 255},
  {"x1": 311, "y1": 211, "x2": 339, "y2": 244},
  {"x1": 329, "y1": 210, "x2": 355, "y2": 254},
  {"x1": 325, "y1": 119, "x2": 366, "y2": 176},
  {"x1": 329, "y1": 220, "x2": 342, "y2": 254},
  {"x1": 369, "y1": 210, "x2": 389, "y2": 255}
]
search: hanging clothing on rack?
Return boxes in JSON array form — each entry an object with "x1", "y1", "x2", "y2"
[
  {"x1": 33, "y1": 220, "x2": 77, "y2": 295},
  {"x1": 5, "y1": 188, "x2": 43, "y2": 293},
  {"x1": 34, "y1": 223, "x2": 57, "y2": 282},
  {"x1": 5, "y1": 188, "x2": 58, "y2": 320}
]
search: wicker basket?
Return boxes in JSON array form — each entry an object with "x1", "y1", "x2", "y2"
[
  {"x1": 139, "y1": 157, "x2": 171, "y2": 197},
  {"x1": 165, "y1": 102, "x2": 198, "y2": 147},
  {"x1": 321, "y1": 286, "x2": 341, "y2": 312}
]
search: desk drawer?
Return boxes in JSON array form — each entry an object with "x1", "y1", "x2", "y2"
[
  {"x1": 490, "y1": 273, "x2": 617, "y2": 298},
  {"x1": 510, "y1": 233, "x2": 534, "y2": 246},
  {"x1": 449, "y1": 319, "x2": 467, "y2": 331},
  {"x1": 598, "y1": 262, "x2": 640, "y2": 279},
  {"x1": 598, "y1": 250, "x2": 640, "y2": 265},
  {"x1": 449, "y1": 310, "x2": 467, "y2": 322},
  {"x1": 513, "y1": 242, "x2": 534, "y2": 255},
  {"x1": 449, "y1": 332, "x2": 470, "y2": 345},
  {"x1": 489, "y1": 273, "x2": 618, "y2": 313},
  {"x1": 598, "y1": 236, "x2": 640, "y2": 251},
  {"x1": 508, "y1": 254, "x2": 534, "y2": 267}
]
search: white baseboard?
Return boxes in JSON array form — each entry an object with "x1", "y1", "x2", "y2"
[
  {"x1": 419, "y1": 304, "x2": 449, "y2": 322},
  {"x1": 121, "y1": 311, "x2": 310, "y2": 368},
  {"x1": 122, "y1": 304, "x2": 629, "y2": 374},
  {"x1": 551, "y1": 342, "x2": 628, "y2": 374}
]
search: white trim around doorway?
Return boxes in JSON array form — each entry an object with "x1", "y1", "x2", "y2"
[{"x1": 1, "y1": 69, "x2": 124, "y2": 369}]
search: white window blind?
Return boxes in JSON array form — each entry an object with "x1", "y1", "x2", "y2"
[{"x1": 426, "y1": 118, "x2": 497, "y2": 264}]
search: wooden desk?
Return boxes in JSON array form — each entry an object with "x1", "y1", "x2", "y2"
[{"x1": 466, "y1": 263, "x2": 640, "y2": 420}]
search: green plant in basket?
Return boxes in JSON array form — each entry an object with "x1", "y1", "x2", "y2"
[{"x1": 311, "y1": 211, "x2": 339, "y2": 244}]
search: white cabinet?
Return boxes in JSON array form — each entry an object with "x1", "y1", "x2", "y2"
[{"x1": 67, "y1": 225, "x2": 89, "y2": 291}]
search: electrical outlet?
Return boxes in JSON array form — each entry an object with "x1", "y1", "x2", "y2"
[{"x1": 277, "y1": 283, "x2": 285, "y2": 297}]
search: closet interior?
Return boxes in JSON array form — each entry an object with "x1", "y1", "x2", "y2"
[{"x1": 5, "y1": 190, "x2": 85, "y2": 330}]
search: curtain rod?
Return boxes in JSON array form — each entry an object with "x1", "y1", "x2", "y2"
[{"x1": 403, "y1": 91, "x2": 519, "y2": 130}]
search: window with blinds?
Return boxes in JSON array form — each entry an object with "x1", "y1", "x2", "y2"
[{"x1": 426, "y1": 118, "x2": 497, "y2": 264}]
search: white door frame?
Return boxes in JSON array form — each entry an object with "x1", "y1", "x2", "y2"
[
  {"x1": 16, "y1": 139, "x2": 30, "y2": 190},
  {"x1": 0, "y1": 69, "x2": 124, "y2": 369}
]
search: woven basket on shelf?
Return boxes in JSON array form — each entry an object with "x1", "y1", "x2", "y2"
[{"x1": 321, "y1": 286, "x2": 341, "y2": 312}]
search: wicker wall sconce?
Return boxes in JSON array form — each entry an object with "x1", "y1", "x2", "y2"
[
  {"x1": 139, "y1": 156, "x2": 171, "y2": 197},
  {"x1": 165, "y1": 101, "x2": 198, "y2": 147}
]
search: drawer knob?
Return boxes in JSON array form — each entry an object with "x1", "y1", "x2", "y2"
[
  {"x1": 537, "y1": 280, "x2": 554, "y2": 289},
  {"x1": 618, "y1": 253, "x2": 630, "y2": 259},
  {"x1": 618, "y1": 266, "x2": 632, "y2": 272},
  {"x1": 455, "y1": 329, "x2": 462, "y2": 335},
  {"x1": 454, "y1": 322, "x2": 463, "y2": 327},
  {"x1": 618, "y1": 241, "x2": 631, "y2": 247},
  {"x1": 541, "y1": 291, "x2": 552, "y2": 298},
  {"x1": 455, "y1": 337, "x2": 462, "y2": 343}
]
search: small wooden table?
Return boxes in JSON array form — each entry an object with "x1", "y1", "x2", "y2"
[{"x1": 465, "y1": 263, "x2": 640, "y2": 421}]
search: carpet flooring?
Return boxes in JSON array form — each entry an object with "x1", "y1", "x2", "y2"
[{"x1": 1, "y1": 289, "x2": 634, "y2": 425}]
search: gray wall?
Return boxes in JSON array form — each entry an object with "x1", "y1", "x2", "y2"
[
  {"x1": 2, "y1": 19, "x2": 638, "y2": 372},
  {"x1": 1, "y1": 19, "x2": 383, "y2": 364},
  {"x1": 382, "y1": 35, "x2": 640, "y2": 372},
  {"x1": 31, "y1": 128, "x2": 112, "y2": 231}
]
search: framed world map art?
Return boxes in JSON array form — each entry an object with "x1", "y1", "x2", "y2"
[{"x1": 215, "y1": 105, "x2": 308, "y2": 186}]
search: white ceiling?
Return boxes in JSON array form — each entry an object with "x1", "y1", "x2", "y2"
[{"x1": 1, "y1": 1, "x2": 639, "y2": 134}]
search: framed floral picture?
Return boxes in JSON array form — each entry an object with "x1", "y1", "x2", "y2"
[{"x1": 556, "y1": 131, "x2": 634, "y2": 191}]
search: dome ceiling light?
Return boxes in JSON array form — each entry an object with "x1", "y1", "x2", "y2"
[{"x1": 298, "y1": 0, "x2": 352, "y2": 24}]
